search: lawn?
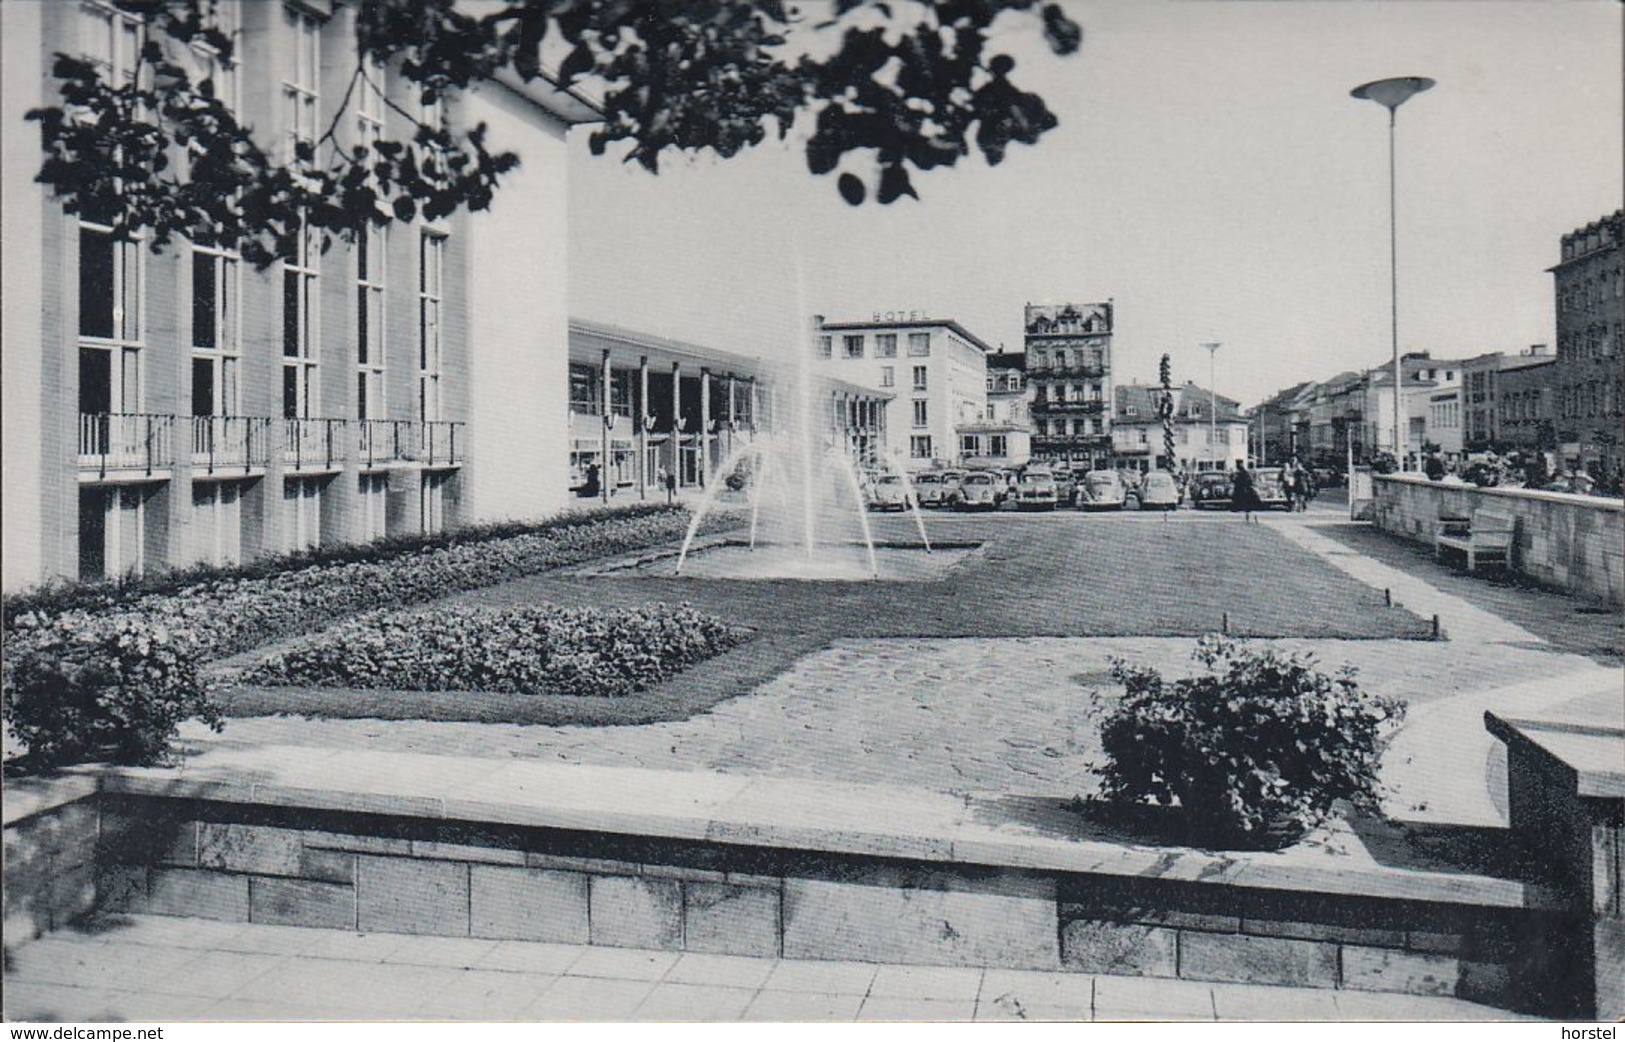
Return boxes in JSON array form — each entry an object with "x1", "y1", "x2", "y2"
[{"x1": 218, "y1": 510, "x2": 1432, "y2": 725}]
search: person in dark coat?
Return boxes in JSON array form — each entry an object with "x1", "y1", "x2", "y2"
[{"x1": 1231, "y1": 461, "x2": 1261, "y2": 522}]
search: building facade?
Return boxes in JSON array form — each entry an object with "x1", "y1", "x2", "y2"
[
  {"x1": 813, "y1": 315, "x2": 993, "y2": 472},
  {"x1": 1249, "y1": 381, "x2": 1316, "y2": 466},
  {"x1": 1548, "y1": 210, "x2": 1624, "y2": 480},
  {"x1": 1114, "y1": 384, "x2": 1247, "y2": 474},
  {"x1": 567, "y1": 319, "x2": 890, "y2": 499},
  {"x1": 1023, "y1": 302, "x2": 1114, "y2": 467},
  {"x1": 1461, "y1": 346, "x2": 1555, "y2": 453},
  {"x1": 1, "y1": 0, "x2": 595, "y2": 590},
  {"x1": 959, "y1": 351, "x2": 1032, "y2": 469}
]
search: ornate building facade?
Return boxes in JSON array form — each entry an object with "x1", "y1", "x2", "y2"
[{"x1": 1022, "y1": 302, "x2": 1114, "y2": 468}]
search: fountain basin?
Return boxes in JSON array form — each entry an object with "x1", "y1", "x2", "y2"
[{"x1": 601, "y1": 541, "x2": 978, "y2": 581}]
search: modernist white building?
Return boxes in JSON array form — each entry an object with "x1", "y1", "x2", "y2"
[
  {"x1": 1, "y1": 0, "x2": 595, "y2": 590},
  {"x1": 812, "y1": 314, "x2": 994, "y2": 472}
]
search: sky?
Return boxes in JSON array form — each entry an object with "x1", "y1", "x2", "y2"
[{"x1": 564, "y1": 0, "x2": 1623, "y2": 409}]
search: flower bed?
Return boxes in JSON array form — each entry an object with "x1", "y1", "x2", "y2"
[
  {"x1": 4, "y1": 505, "x2": 734, "y2": 769},
  {"x1": 239, "y1": 604, "x2": 748, "y2": 699},
  {"x1": 4, "y1": 506, "x2": 729, "y2": 662}
]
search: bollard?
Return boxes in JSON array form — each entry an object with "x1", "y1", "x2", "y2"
[
  {"x1": 1385, "y1": 587, "x2": 1392, "y2": 607},
  {"x1": 1431, "y1": 614, "x2": 1441, "y2": 640},
  {"x1": 1222, "y1": 611, "x2": 1229, "y2": 635}
]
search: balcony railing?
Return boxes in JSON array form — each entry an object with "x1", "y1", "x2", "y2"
[
  {"x1": 283, "y1": 417, "x2": 348, "y2": 470},
  {"x1": 191, "y1": 415, "x2": 271, "y2": 474},
  {"x1": 1035, "y1": 364, "x2": 1107, "y2": 379},
  {"x1": 1036, "y1": 399, "x2": 1107, "y2": 414},
  {"x1": 78, "y1": 413, "x2": 175, "y2": 479},
  {"x1": 420, "y1": 420, "x2": 465, "y2": 466},
  {"x1": 358, "y1": 419, "x2": 417, "y2": 467}
]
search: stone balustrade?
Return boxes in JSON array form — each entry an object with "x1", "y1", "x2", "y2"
[{"x1": 1372, "y1": 475, "x2": 1624, "y2": 604}]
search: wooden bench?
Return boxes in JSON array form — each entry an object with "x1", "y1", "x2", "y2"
[{"x1": 1434, "y1": 508, "x2": 1515, "y2": 572}]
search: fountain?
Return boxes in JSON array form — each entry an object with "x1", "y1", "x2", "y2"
[{"x1": 666, "y1": 314, "x2": 942, "y2": 581}]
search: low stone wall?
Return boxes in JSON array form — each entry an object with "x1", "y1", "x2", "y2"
[
  {"x1": 77, "y1": 794, "x2": 1583, "y2": 1016},
  {"x1": 1371, "y1": 475, "x2": 1624, "y2": 604},
  {"x1": 2, "y1": 777, "x2": 100, "y2": 942},
  {"x1": 3, "y1": 751, "x2": 1601, "y2": 1018}
]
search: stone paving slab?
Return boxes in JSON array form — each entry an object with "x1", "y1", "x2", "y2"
[{"x1": 0, "y1": 916, "x2": 1544, "y2": 1022}]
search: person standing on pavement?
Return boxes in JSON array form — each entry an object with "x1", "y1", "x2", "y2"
[{"x1": 1231, "y1": 461, "x2": 1261, "y2": 523}]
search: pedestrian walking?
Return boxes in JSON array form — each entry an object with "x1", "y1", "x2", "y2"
[
  {"x1": 1231, "y1": 461, "x2": 1261, "y2": 523},
  {"x1": 664, "y1": 467, "x2": 678, "y2": 503}
]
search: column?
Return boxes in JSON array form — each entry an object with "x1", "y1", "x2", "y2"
[
  {"x1": 638, "y1": 355, "x2": 649, "y2": 499},
  {"x1": 668, "y1": 361, "x2": 682, "y2": 485},
  {"x1": 600, "y1": 348, "x2": 611, "y2": 503},
  {"x1": 727, "y1": 373, "x2": 737, "y2": 459},
  {"x1": 699, "y1": 368, "x2": 711, "y2": 488}
]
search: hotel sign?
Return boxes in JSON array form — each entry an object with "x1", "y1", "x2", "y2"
[{"x1": 872, "y1": 310, "x2": 931, "y2": 322}]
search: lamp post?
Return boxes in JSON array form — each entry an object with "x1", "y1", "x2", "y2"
[
  {"x1": 1201, "y1": 342, "x2": 1221, "y2": 469},
  {"x1": 1351, "y1": 75, "x2": 1434, "y2": 471}
]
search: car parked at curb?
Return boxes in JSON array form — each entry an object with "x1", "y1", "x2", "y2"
[
  {"x1": 951, "y1": 471, "x2": 1002, "y2": 511},
  {"x1": 1190, "y1": 472, "x2": 1232, "y2": 510},
  {"x1": 1015, "y1": 465, "x2": 1059, "y2": 511},
  {"x1": 1138, "y1": 470, "x2": 1181, "y2": 510},
  {"x1": 1252, "y1": 466, "x2": 1293, "y2": 510},
  {"x1": 912, "y1": 471, "x2": 949, "y2": 508},
  {"x1": 1079, "y1": 469, "x2": 1127, "y2": 511},
  {"x1": 867, "y1": 473, "x2": 915, "y2": 511}
]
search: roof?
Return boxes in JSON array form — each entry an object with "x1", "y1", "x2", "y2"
[
  {"x1": 986, "y1": 351, "x2": 1027, "y2": 372},
  {"x1": 1023, "y1": 302, "x2": 1112, "y2": 336},
  {"x1": 816, "y1": 317, "x2": 999, "y2": 355},
  {"x1": 1114, "y1": 384, "x2": 1244, "y2": 424},
  {"x1": 569, "y1": 318, "x2": 891, "y2": 400},
  {"x1": 488, "y1": 67, "x2": 603, "y2": 126}
]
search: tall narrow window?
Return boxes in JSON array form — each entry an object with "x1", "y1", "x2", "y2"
[
  {"x1": 281, "y1": 7, "x2": 321, "y2": 419},
  {"x1": 281, "y1": 5, "x2": 320, "y2": 165},
  {"x1": 356, "y1": 53, "x2": 387, "y2": 420},
  {"x1": 419, "y1": 232, "x2": 445, "y2": 422},
  {"x1": 191, "y1": 241, "x2": 240, "y2": 417},
  {"x1": 282, "y1": 216, "x2": 319, "y2": 418},
  {"x1": 912, "y1": 365, "x2": 928, "y2": 391},
  {"x1": 79, "y1": 223, "x2": 143, "y2": 422}
]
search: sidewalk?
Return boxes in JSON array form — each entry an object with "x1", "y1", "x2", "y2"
[
  {"x1": 2, "y1": 915, "x2": 1536, "y2": 1023},
  {"x1": 1261, "y1": 508, "x2": 1622, "y2": 826}
]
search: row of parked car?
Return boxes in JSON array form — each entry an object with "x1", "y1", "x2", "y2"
[
  {"x1": 867, "y1": 465, "x2": 1301, "y2": 513},
  {"x1": 866, "y1": 466, "x2": 1175, "y2": 512}
]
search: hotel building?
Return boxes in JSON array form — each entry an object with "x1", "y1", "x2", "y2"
[{"x1": 812, "y1": 314, "x2": 994, "y2": 472}]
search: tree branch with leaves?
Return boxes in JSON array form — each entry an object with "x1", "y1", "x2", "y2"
[{"x1": 29, "y1": 0, "x2": 1081, "y2": 268}]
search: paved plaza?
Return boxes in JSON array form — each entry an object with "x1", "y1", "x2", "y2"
[
  {"x1": 4, "y1": 914, "x2": 1535, "y2": 1022},
  {"x1": 202, "y1": 504, "x2": 1621, "y2": 821},
  {"x1": 6, "y1": 501, "x2": 1619, "y2": 1023}
]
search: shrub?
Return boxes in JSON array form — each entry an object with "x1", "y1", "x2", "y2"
[
  {"x1": 2, "y1": 502, "x2": 701, "y2": 629},
  {"x1": 1088, "y1": 636, "x2": 1405, "y2": 849},
  {"x1": 4, "y1": 507, "x2": 734, "y2": 663},
  {"x1": 239, "y1": 603, "x2": 748, "y2": 699},
  {"x1": 2, "y1": 614, "x2": 223, "y2": 770}
]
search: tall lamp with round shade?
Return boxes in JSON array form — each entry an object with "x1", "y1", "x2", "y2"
[{"x1": 1351, "y1": 76, "x2": 1434, "y2": 471}]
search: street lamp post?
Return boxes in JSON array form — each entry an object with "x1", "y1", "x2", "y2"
[
  {"x1": 1351, "y1": 75, "x2": 1434, "y2": 471},
  {"x1": 1201, "y1": 342, "x2": 1221, "y2": 469}
]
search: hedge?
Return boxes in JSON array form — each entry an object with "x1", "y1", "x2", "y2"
[
  {"x1": 240, "y1": 603, "x2": 747, "y2": 699},
  {"x1": 2, "y1": 503, "x2": 699, "y2": 629},
  {"x1": 4, "y1": 506, "x2": 733, "y2": 662}
]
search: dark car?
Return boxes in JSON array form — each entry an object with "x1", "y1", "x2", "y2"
[{"x1": 1190, "y1": 472, "x2": 1232, "y2": 509}]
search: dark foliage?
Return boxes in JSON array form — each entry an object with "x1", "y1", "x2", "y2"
[
  {"x1": 28, "y1": 1, "x2": 1081, "y2": 265},
  {"x1": 1087, "y1": 636, "x2": 1405, "y2": 849}
]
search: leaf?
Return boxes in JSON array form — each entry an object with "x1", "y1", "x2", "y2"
[{"x1": 837, "y1": 171, "x2": 865, "y2": 205}]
